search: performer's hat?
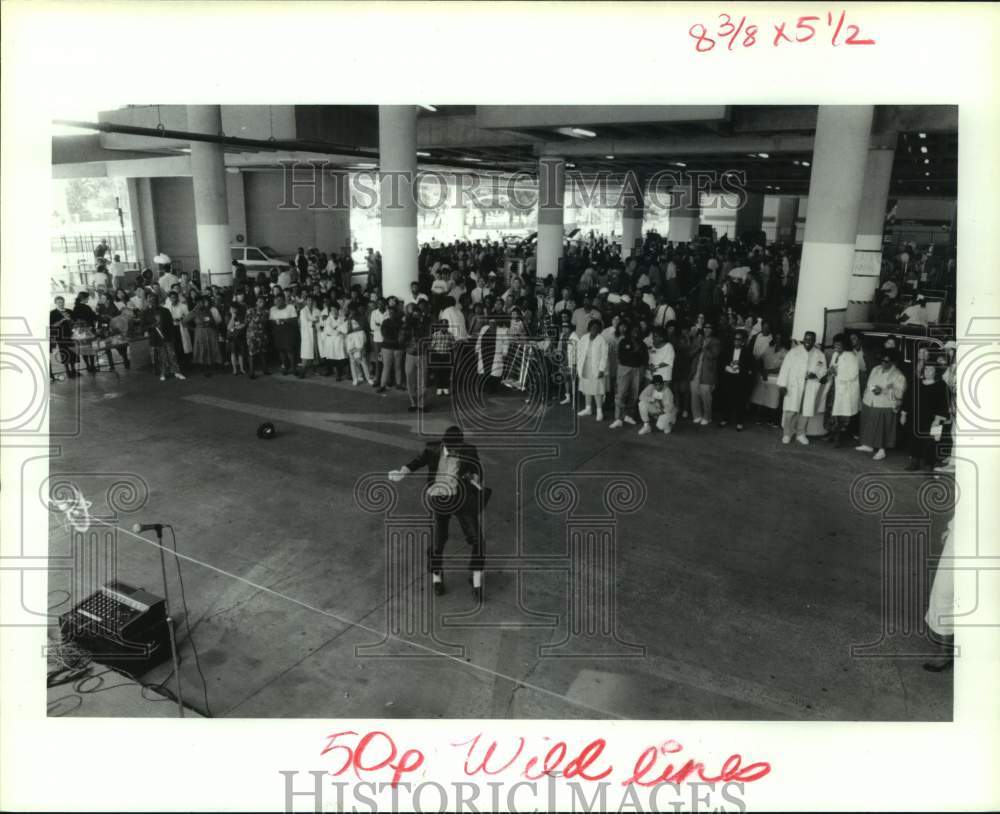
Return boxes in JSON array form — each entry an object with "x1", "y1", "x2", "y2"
[
  {"x1": 153, "y1": 253, "x2": 171, "y2": 265},
  {"x1": 256, "y1": 422, "x2": 276, "y2": 440}
]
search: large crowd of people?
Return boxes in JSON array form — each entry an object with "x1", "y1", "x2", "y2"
[{"x1": 50, "y1": 231, "x2": 958, "y2": 472}]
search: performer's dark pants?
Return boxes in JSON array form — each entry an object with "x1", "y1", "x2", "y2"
[
  {"x1": 429, "y1": 496, "x2": 484, "y2": 575},
  {"x1": 908, "y1": 426, "x2": 939, "y2": 467}
]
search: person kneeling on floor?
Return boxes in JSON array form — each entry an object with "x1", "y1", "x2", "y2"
[{"x1": 638, "y1": 375, "x2": 676, "y2": 435}]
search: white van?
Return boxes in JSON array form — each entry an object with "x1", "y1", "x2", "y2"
[{"x1": 231, "y1": 245, "x2": 290, "y2": 274}]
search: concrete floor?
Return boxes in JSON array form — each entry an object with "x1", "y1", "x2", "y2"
[{"x1": 48, "y1": 353, "x2": 953, "y2": 720}]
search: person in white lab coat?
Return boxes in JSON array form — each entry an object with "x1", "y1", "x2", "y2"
[
  {"x1": 823, "y1": 333, "x2": 861, "y2": 447},
  {"x1": 297, "y1": 295, "x2": 321, "y2": 378},
  {"x1": 576, "y1": 318, "x2": 609, "y2": 421},
  {"x1": 318, "y1": 302, "x2": 349, "y2": 380},
  {"x1": 776, "y1": 330, "x2": 827, "y2": 446}
]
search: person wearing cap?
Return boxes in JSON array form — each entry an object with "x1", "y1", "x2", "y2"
[
  {"x1": 637, "y1": 375, "x2": 676, "y2": 435},
  {"x1": 717, "y1": 328, "x2": 755, "y2": 431},
  {"x1": 776, "y1": 330, "x2": 827, "y2": 445},
  {"x1": 388, "y1": 425, "x2": 487, "y2": 599}
]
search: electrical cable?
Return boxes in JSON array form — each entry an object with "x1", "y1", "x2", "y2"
[{"x1": 168, "y1": 525, "x2": 212, "y2": 717}]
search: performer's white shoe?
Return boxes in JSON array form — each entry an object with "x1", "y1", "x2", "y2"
[
  {"x1": 855, "y1": 444, "x2": 874, "y2": 452},
  {"x1": 638, "y1": 424, "x2": 652, "y2": 435},
  {"x1": 609, "y1": 419, "x2": 623, "y2": 429},
  {"x1": 796, "y1": 433, "x2": 810, "y2": 445},
  {"x1": 623, "y1": 415, "x2": 637, "y2": 425},
  {"x1": 577, "y1": 407, "x2": 592, "y2": 416},
  {"x1": 872, "y1": 449, "x2": 886, "y2": 461},
  {"x1": 595, "y1": 409, "x2": 604, "y2": 422},
  {"x1": 559, "y1": 395, "x2": 571, "y2": 405},
  {"x1": 781, "y1": 435, "x2": 791, "y2": 444}
]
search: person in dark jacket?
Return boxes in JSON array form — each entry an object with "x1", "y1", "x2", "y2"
[
  {"x1": 389, "y1": 425, "x2": 487, "y2": 598},
  {"x1": 49, "y1": 296, "x2": 77, "y2": 378},
  {"x1": 717, "y1": 328, "x2": 756, "y2": 430}
]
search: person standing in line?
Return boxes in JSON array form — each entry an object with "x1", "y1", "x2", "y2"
[
  {"x1": 776, "y1": 330, "x2": 827, "y2": 445},
  {"x1": 377, "y1": 299, "x2": 406, "y2": 393},
  {"x1": 166, "y1": 290, "x2": 192, "y2": 370},
  {"x1": 49, "y1": 296, "x2": 77, "y2": 379},
  {"x1": 576, "y1": 318, "x2": 609, "y2": 422},
  {"x1": 901, "y1": 358, "x2": 949, "y2": 470},
  {"x1": 609, "y1": 321, "x2": 647, "y2": 429},
  {"x1": 430, "y1": 319, "x2": 456, "y2": 396},
  {"x1": 227, "y1": 303, "x2": 248, "y2": 375},
  {"x1": 297, "y1": 294, "x2": 321, "y2": 378},
  {"x1": 823, "y1": 333, "x2": 861, "y2": 447},
  {"x1": 855, "y1": 348, "x2": 907, "y2": 461},
  {"x1": 148, "y1": 310, "x2": 186, "y2": 382},
  {"x1": 403, "y1": 303, "x2": 431, "y2": 412},
  {"x1": 186, "y1": 294, "x2": 223, "y2": 376},
  {"x1": 689, "y1": 322, "x2": 721, "y2": 426},
  {"x1": 717, "y1": 328, "x2": 755, "y2": 431},
  {"x1": 268, "y1": 292, "x2": 299, "y2": 375},
  {"x1": 246, "y1": 297, "x2": 270, "y2": 379}
]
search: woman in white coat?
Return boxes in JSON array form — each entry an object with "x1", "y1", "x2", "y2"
[
  {"x1": 824, "y1": 332, "x2": 861, "y2": 446},
  {"x1": 319, "y1": 302, "x2": 349, "y2": 380},
  {"x1": 576, "y1": 317, "x2": 609, "y2": 421},
  {"x1": 297, "y1": 294, "x2": 321, "y2": 378}
]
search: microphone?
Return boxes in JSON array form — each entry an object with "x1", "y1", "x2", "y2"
[{"x1": 132, "y1": 522, "x2": 164, "y2": 534}]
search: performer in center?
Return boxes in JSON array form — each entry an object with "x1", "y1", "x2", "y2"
[{"x1": 389, "y1": 425, "x2": 487, "y2": 599}]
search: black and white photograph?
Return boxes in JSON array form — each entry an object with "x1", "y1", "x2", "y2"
[
  {"x1": 2, "y1": 3, "x2": 997, "y2": 813},
  {"x1": 42, "y1": 103, "x2": 960, "y2": 720}
]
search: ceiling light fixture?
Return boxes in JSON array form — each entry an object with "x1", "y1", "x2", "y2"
[
  {"x1": 926, "y1": 185, "x2": 931, "y2": 191},
  {"x1": 353, "y1": 163, "x2": 377, "y2": 169},
  {"x1": 765, "y1": 185, "x2": 773, "y2": 189},
  {"x1": 747, "y1": 153, "x2": 758, "y2": 158},
  {"x1": 924, "y1": 158, "x2": 930, "y2": 164},
  {"x1": 925, "y1": 171, "x2": 931, "y2": 176},
  {"x1": 920, "y1": 146, "x2": 928, "y2": 154},
  {"x1": 793, "y1": 160, "x2": 800, "y2": 165},
  {"x1": 416, "y1": 151, "x2": 431, "y2": 157},
  {"x1": 802, "y1": 161, "x2": 810, "y2": 167},
  {"x1": 757, "y1": 152, "x2": 770, "y2": 159},
  {"x1": 570, "y1": 127, "x2": 596, "y2": 138},
  {"x1": 605, "y1": 154, "x2": 615, "y2": 160},
  {"x1": 918, "y1": 132, "x2": 926, "y2": 138},
  {"x1": 672, "y1": 161, "x2": 687, "y2": 168},
  {"x1": 566, "y1": 162, "x2": 577, "y2": 168},
  {"x1": 461, "y1": 156, "x2": 483, "y2": 162},
  {"x1": 419, "y1": 105, "x2": 437, "y2": 112}
]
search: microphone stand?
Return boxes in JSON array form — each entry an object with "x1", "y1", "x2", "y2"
[{"x1": 152, "y1": 526, "x2": 185, "y2": 718}]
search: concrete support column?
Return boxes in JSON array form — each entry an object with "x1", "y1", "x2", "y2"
[
  {"x1": 226, "y1": 169, "x2": 247, "y2": 245},
  {"x1": 131, "y1": 177, "x2": 158, "y2": 270},
  {"x1": 848, "y1": 140, "x2": 896, "y2": 321},
  {"x1": 536, "y1": 156, "x2": 565, "y2": 280},
  {"x1": 315, "y1": 169, "x2": 352, "y2": 256},
  {"x1": 735, "y1": 191, "x2": 765, "y2": 242},
  {"x1": 187, "y1": 105, "x2": 232, "y2": 287},
  {"x1": 619, "y1": 172, "x2": 645, "y2": 259},
  {"x1": 378, "y1": 105, "x2": 418, "y2": 300},
  {"x1": 668, "y1": 177, "x2": 700, "y2": 243},
  {"x1": 792, "y1": 105, "x2": 874, "y2": 343},
  {"x1": 776, "y1": 196, "x2": 800, "y2": 244}
]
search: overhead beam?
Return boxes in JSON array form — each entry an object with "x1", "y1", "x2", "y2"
[{"x1": 535, "y1": 134, "x2": 815, "y2": 158}]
